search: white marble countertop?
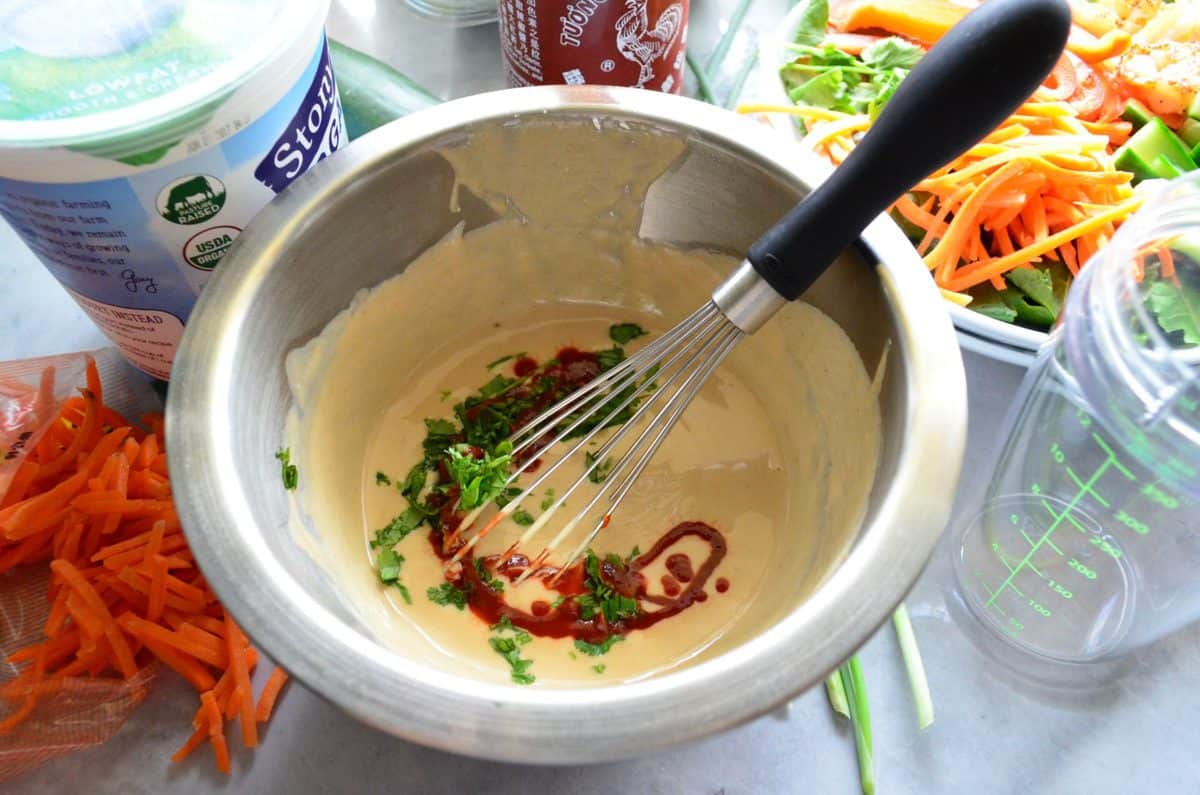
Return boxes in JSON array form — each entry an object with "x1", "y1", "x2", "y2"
[{"x1": 2, "y1": 1, "x2": 1197, "y2": 792}]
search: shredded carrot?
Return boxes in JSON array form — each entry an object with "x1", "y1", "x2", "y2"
[
  {"x1": 1159, "y1": 246, "x2": 1176, "y2": 281},
  {"x1": 0, "y1": 356, "x2": 290, "y2": 773},
  {"x1": 741, "y1": 10, "x2": 1150, "y2": 310},
  {"x1": 946, "y1": 198, "x2": 1143, "y2": 291},
  {"x1": 255, "y1": 668, "x2": 290, "y2": 723},
  {"x1": 202, "y1": 690, "x2": 230, "y2": 775},
  {"x1": 224, "y1": 615, "x2": 257, "y2": 748}
]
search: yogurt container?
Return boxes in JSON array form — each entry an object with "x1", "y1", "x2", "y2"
[{"x1": 0, "y1": 0, "x2": 345, "y2": 379}]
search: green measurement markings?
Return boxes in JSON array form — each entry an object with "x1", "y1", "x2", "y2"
[{"x1": 984, "y1": 434, "x2": 1135, "y2": 610}]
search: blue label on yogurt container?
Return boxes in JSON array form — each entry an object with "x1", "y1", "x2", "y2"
[
  {"x1": 254, "y1": 38, "x2": 343, "y2": 194},
  {"x1": 0, "y1": 34, "x2": 345, "y2": 380}
]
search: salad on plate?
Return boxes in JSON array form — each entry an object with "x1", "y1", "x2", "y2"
[{"x1": 745, "y1": 0, "x2": 1200, "y2": 350}]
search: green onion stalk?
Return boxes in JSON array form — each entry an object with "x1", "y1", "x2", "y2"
[
  {"x1": 839, "y1": 655, "x2": 874, "y2": 795},
  {"x1": 686, "y1": 52, "x2": 719, "y2": 104},
  {"x1": 686, "y1": 0, "x2": 755, "y2": 106},
  {"x1": 824, "y1": 670, "x2": 849, "y2": 718},
  {"x1": 705, "y1": 0, "x2": 755, "y2": 76},
  {"x1": 892, "y1": 603, "x2": 934, "y2": 730}
]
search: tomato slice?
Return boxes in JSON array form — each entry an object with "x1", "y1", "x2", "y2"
[
  {"x1": 1045, "y1": 54, "x2": 1078, "y2": 101},
  {"x1": 1064, "y1": 53, "x2": 1109, "y2": 120}
]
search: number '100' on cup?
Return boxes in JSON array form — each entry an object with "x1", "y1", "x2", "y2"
[{"x1": 0, "y1": 0, "x2": 345, "y2": 380}]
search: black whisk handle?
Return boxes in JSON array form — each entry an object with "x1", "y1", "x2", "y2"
[{"x1": 747, "y1": 0, "x2": 1071, "y2": 300}]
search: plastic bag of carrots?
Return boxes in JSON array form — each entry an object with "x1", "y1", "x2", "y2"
[{"x1": 0, "y1": 350, "x2": 288, "y2": 780}]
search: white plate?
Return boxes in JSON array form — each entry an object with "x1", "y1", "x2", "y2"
[{"x1": 760, "y1": 3, "x2": 1048, "y2": 366}]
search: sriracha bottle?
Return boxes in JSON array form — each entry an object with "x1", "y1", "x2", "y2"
[{"x1": 497, "y1": 0, "x2": 689, "y2": 94}]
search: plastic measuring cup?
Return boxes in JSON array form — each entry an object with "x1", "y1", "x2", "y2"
[{"x1": 954, "y1": 173, "x2": 1200, "y2": 666}]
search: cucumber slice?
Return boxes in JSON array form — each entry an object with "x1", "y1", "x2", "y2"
[
  {"x1": 1115, "y1": 117, "x2": 1196, "y2": 183},
  {"x1": 1121, "y1": 99, "x2": 1155, "y2": 129},
  {"x1": 1192, "y1": 139, "x2": 1200, "y2": 166},
  {"x1": 1115, "y1": 145, "x2": 1159, "y2": 183},
  {"x1": 1181, "y1": 119, "x2": 1200, "y2": 149},
  {"x1": 1152, "y1": 154, "x2": 1185, "y2": 179}
]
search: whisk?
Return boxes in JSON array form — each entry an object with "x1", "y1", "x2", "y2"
[{"x1": 448, "y1": 0, "x2": 1072, "y2": 579}]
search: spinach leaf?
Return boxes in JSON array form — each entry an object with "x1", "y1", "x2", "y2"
[
  {"x1": 1146, "y1": 280, "x2": 1200, "y2": 345},
  {"x1": 861, "y1": 37, "x2": 923, "y2": 71},
  {"x1": 792, "y1": 0, "x2": 829, "y2": 47},
  {"x1": 1003, "y1": 266, "x2": 1060, "y2": 328},
  {"x1": 964, "y1": 283, "x2": 1018, "y2": 324}
]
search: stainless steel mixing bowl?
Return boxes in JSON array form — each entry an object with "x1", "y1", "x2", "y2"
[{"x1": 167, "y1": 85, "x2": 966, "y2": 764}]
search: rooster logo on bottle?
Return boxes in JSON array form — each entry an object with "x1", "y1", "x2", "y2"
[{"x1": 614, "y1": 0, "x2": 684, "y2": 89}]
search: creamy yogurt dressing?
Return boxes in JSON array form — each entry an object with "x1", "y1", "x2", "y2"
[{"x1": 285, "y1": 120, "x2": 881, "y2": 687}]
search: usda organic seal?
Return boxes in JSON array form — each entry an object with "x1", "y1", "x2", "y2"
[{"x1": 184, "y1": 225, "x2": 241, "y2": 270}]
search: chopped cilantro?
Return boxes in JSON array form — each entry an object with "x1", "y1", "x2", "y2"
[
  {"x1": 490, "y1": 617, "x2": 535, "y2": 684},
  {"x1": 400, "y1": 463, "x2": 426, "y2": 503},
  {"x1": 479, "y1": 373, "x2": 517, "y2": 398},
  {"x1": 424, "y1": 418, "x2": 457, "y2": 435},
  {"x1": 485, "y1": 352, "x2": 526, "y2": 369},
  {"x1": 511, "y1": 508, "x2": 535, "y2": 526},
  {"x1": 576, "y1": 593, "x2": 598, "y2": 620},
  {"x1": 446, "y1": 441, "x2": 514, "y2": 509},
  {"x1": 427, "y1": 582, "x2": 469, "y2": 610},
  {"x1": 439, "y1": 389, "x2": 453, "y2": 402},
  {"x1": 549, "y1": 595, "x2": 566, "y2": 609},
  {"x1": 578, "y1": 550, "x2": 639, "y2": 623},
  {"x1": 540, "y1": 489, "x2": 556, "y2": 510},
  {"x1": 609, "y1": 323, "x2": 647, "y2": 345},
  {"x1": 371, "y1": 508, "x2": 427, "y2": 602},
  {"x1": 370, "y1": 507, "x2": 425, "y2": 550},
  {"x1": 375, "y1": 471, "x2": 392, "y2": 486},
  {"x1": 625, "y1": 545, "x2": 641, "y2": 565},
  {"x1": 376, "y1": 549, "x2": 412, "y2": 604},
  {"x1": 594, "y1": 346, "x2": 625, "y2": 371},
  {"x1": 574, "y1": 636, "x2": 624, "y2": 656},
  {"x1": 377, "y1": 548, "x2": 403, "y2": 583},
  {"x1": 422, "y1": 418, "x2": 460, "y2": 467},
  {"x1": 474, "y1": 558, "x2": 505, "y2": 592},
  {"x1": 274, "y1": 448, "x2": 298, "y2": 491},
  {"x1": 494, "y1": 485, "x2": 521, "y2": 508},
  {"x1": 592, "y1": 664, "x2": 606, "y2": 674},
  {"x1": 585, "y1": 451, "x2": 615, "y2": 483}
]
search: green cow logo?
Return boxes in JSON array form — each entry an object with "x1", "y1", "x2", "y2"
[{"x1": 156, "y1": 174, "x2": 226, "y2": 225}]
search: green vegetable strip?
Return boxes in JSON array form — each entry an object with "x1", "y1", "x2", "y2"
[
  {"x1": 724, "y1": 50, "x2": 760, "y2": 110},
  {"x1": 892, "y1": 603, "x2": 934, "y2": 730},
  {"x1": 274, "y1": 448, "x2": 298, "y2": 491},
  {"x1": 839, "y1": 655, "x2": 874, "y2": 795},
  {"x1": 825, "y1": 671, "x2": 850, "y2": 718},
  {"x1": 705, "y1": 0, "x2": 755, "y2": 76},
  {"x1": 686, "y1": 52, "x2": 717, "y2": 104}
]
